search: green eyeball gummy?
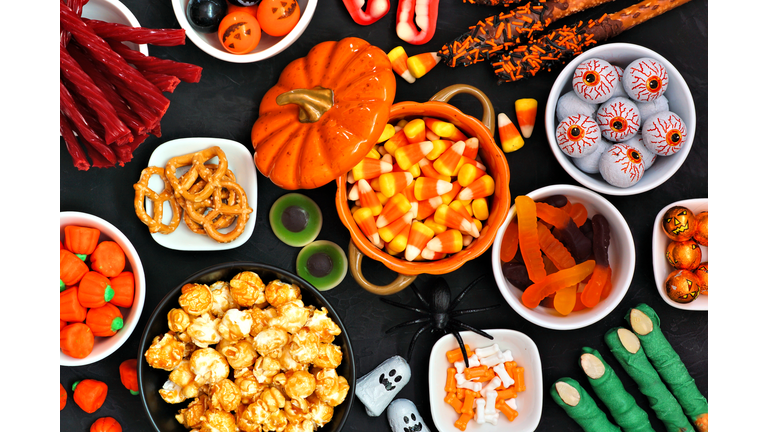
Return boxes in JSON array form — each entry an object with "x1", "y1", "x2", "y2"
[
  {"x1": 296, "y1": 241, "x2": 348, "y2": 291},
  {"x1": 269, "y1": 193, "x2": 322, "y2": 247}
]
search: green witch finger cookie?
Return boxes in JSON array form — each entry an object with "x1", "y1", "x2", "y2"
[
  {"x1": 627, "y1": 304, "x2": 708, "y2": 432},
  {"x1": 550, "y1": 377, "x2": 621, "y2": 432},
  {"x1": 580, "y1": 347, "x2": 654, "y2": 432},
  {"x1": 604, "y1": 327, "x2": 695, "y2": 432}
]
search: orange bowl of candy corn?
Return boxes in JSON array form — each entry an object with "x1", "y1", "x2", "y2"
[
  {"x1": 336, "y1": 84, "x2": 511, "y2": 294},
  {"x1": 490, "y1": 184, "x2": 635, "y2": 330}
]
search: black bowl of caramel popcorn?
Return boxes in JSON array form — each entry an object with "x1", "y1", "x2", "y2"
[{"x1": 137, "y1": 262, "x2": 355, "y2": 432}]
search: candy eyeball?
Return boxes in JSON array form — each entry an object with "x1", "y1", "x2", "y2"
[
  {"x1": 572, "y1": 137, "x2": 610, "y2": 174},
  {"x1": 623, "y1": 135, "x2": 657, "y2": 170},
  {"x1": 572, "y1": 58, "x2": 619, "y2": 104},
  {"x1": 623, "y1": 57, "x2": 669, "y2": 102},
  {"x1": 612, "y1": 66, "x2": 629, "y2": 98},
  {"x1": 556, "y1": 91, "x2": 597, "y2": 122},
  {"x1": 599, "y1": 143, "x2": 645, "y2": 188},
  {"x1": 556, "y1": 114, "x2": 601, "y2": 158},
  {"x1": 635, "y1": 95, "x2": 669, "y2": 124},
  {"x1": 642, "y1": 111, "x2": 688, "y2": 156},
  {"x1": 596, "y1": 97, "x2": 641, "y2": 142}
]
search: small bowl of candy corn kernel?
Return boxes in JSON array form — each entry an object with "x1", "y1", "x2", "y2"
[
  {"x1": 491, "y1": 184, "x2": 635, "y2": 330},
  {"x1": 336, "y1": 84, "x2": 511, "y2": 295}
]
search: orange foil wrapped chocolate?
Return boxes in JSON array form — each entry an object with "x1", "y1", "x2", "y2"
[
  {"x1": 662, "y1": 206, "x2": 697, "y2": 242},
  {"x1": 665, "y1": 269, "x2": 701, "y2": 304},
  {"x1": 665, "y1": 240, "x2": 702, "y2": 270},
  {"x1": 693, "y1": 211, "x2": 708, "y2": 246}
]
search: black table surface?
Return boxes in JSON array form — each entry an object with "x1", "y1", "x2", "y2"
[{"x1": 60, "y1": 0, "x2": 708, "y2": 431}]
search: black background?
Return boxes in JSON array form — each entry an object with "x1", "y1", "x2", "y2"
[{"x1": 60, "y1": 0, "x2": 707, "y2": 431}]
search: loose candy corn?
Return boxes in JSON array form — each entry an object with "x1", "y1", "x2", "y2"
[
  {"x1": 353, "y1": 158, "x2": 393, "y2": 181},
  {"x1": 395, "y1": 141, "x2": 433, "y2": 170},
  {"x1": 377, "y1": 123, "x2": 396, "y2": 143},
  {"x1": 406, "y1": 221, "x2": 435, "y2": 261},
  {"x1": 403, "y1": 118, "x2": 426, "y2": 143},
  {"x1": 378, "y1": 172, "x2": 413, "y2": 198},
  {"x1": 407, "y1": 52, "x2": 439, "y2": 79},
  {"x1": 515, "y1": 98, "x2": 537, "y2": 138},
  {"x1": 498, "y1": 113, "x2": 524, "y2": 153},
  {"x1": 414, "y1": 177, "x2": 453, "y2": 201},
  {"x1": 387, "y1": 46, "x2": 416, "y2": 83}
]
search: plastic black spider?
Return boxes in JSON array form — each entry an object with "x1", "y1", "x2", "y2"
[{"x1": 380, "y1": 275, "x2": 500, "y2": 366}]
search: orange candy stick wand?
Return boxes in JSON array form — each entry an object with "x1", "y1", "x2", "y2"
[
  {"x1": 407, "y1": 52, "x2": 440, "y2": 79},
  {"x1": 515, "y1": 98, "x2": 537, "y2": 138},
  {"x1": 581, "y1": 214, "x2": 612, "y2": 307},
  {"x1": 387, "y1": 46, "x2": 416, "y2": 83},
  {"x1": 515, "y1": 195, "x2": 547, "y2": 283},
  {"x1": 498, "y1": 112, "x2": 524, "y2": 152},
  {"x1": 521, "y1": 260, "x2": 596, "y2": 308}
]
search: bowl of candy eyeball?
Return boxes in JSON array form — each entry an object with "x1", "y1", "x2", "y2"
[
  {"x1": 171, "y1": 0, "x2": 317, "y2": 63},
  {"x1": 490, "y1": 184, "x2": 635, "y2": 330},
  {"x1": 545, "y1": 43, "x2": 696, "y2": 196}
]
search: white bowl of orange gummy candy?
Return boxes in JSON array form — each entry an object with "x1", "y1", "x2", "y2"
[{"x1": 491, "y1": 184, "x2": 635, "y2": 330}]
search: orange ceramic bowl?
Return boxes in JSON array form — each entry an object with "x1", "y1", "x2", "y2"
[{"x1": 336, "y1": 85, "x2": 511, "y2": 279}]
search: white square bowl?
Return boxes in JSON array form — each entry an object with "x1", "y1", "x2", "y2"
[
  {"x1": 145, "y1": 137, "x2": 257, "y2": 251},
  {"x1": 652, "y1": 198, "x2": 708, "y2": 311},
  {"x1": 428, "y1": 329, "x2": 543, "y2": 432}
]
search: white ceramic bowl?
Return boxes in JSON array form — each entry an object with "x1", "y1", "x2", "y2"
[
  {"x1": 60, "y1": 212, "x2": 146, "y2": 366},
  {"x1": 171, "y1": 0, "x2": 317, "y2": 63},
  {"x1": 545, "y1": 43, "x2": 696, "y2": 195},
  {"x1": 144, "y1": 137, "x2": 258, "y2": 251},
  {"x1": 652, "y1": 198, "x2": 708, "y2": 311},
  {"x1": 491, "y1": 185, "x2": 635, "y2": 330},
  {"x1": 82, "y1": 0, "x2": 149, "y2": 56},
  {"x1": 429, "y1": 329, "x2": 543, "y2": 432}
]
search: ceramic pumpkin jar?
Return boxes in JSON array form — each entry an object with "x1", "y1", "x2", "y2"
[
  {"x1": 251, "y1": 37, "x2": 397, "y2": 190},
  {"x1": 336, "y1": 84, "x2": 512, "y2": 295}
]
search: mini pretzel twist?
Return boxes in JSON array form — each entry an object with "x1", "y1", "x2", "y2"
[
  {"x1": 201, "y1": 181, "x2": 252, "y2": 243},
  {"x1": 134, "y1": 166, "x2": 182, "y2": 234},
  {"x1": 165, "y1": 146, "x2": 229, "y2": 203}
]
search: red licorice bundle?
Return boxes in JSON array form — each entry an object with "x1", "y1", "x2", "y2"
[{"x1": 59, "y1": 1, "x2": 201, "y2": 171}]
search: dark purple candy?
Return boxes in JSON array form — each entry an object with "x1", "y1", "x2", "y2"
[
  {"x1": 538, "y1": 195, "x2": 568, "y2": 208},
  {"x1": 502, "y1": 261, "x2": 533, "y2": 289},
  {"x1": 580, "y1": 218, "x2": 593, "y2": 240},
  {"x1": 553, "y1": 219, "x2": 593, "y2": 263},
  {"x1": 591, "y1": 214, "x2": 611, "y2": 267}
]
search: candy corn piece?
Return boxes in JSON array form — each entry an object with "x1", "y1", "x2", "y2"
[
  {"x1": 405, "y1": 221, "x2": 435, "y2": 261},
  {"x1": 397, "y1": 119, "x2": 409, "y2": 129},
  {"x1": 448, "y1": 201, "x2": 474, "y2": 225},
  {"x1": 387, "y1": 46, "x2": 416, "y2": 84},
  {"x1": 456, "y1": 155, "x2": 486, "y2": 174},
  {"x1": 395, "y1": 141, "x2": 433, "y2": 170},
  {"x1": 418, "y1": 159, "x2": 451, "y2": 182},
  {"x1": 498, "y1": 112, "x2": 524, "y2": 153},
  {"x1": 425, "y1": 129, "x2": 440, "y2": 142},
  {"x1": 472, "y1": 198, "x2": 489, "y2": 221},
  {"x1": 347, "y1": 183, "x2": 360, "y2": 201},
  {"x1": 377, "y1": 123, "x2": 396, "y2": 143},
  {"x1": 407, "y1": 52, "x2": 439, "y2": 79},
  {"x1": 353, "y1": 207, "x2": 382, "y2": 247},
  {"x1": 433, "y1": 141, "x2": 466, "y2": 177},
  {"x1": 426, "y1": 229, "x2": 464, "y2": 254},
  {"x1": 458, "y1": 174, "x2": 495, "y2": 201},
  {"x1": 378, "y1": 172, "x2": 413, "y2": 198},
  {"x1": 384, "y1": 129, "x2": 409, "y2": 155},
  {"x1": 424, "y1": 118, "x2": 458, "y2": 138},
  {"x1": 420, "y1": 248, "x2": 447, "y2": 261},
  {"x1": 462, "y1": 137, "x2": 479, "y2": 160},
  {"x1": 370, "y1": 177, "x2": 381, "y2": 191},
  {"x1": 403, "y1": 118, "x2": 426, "y2": 143},
  {"x1": 414, "y1": 176, "x2": 453, "y2": 201},
  {"x1": 366, "y1": 147, "x2": 381, "y2": 159},
  {"x1": 379, "y1": 211, "x2": 414, "y2": 243},
  {"x1": 388, "y1": 222, "x2": 411, "y2": 254},
  {"x1": 357, "y1": 179, "x2": 382, "y2": 216},
  {"x1": 514, "y1": 98, "x2": 537, "y2": 138},
  {"x1": 434, "y1": 204, "x2": 479, "y2": 238},
  {"x1": 381, "y1": 153, "x2": 393, "y2": 165},
  {"x1": 462, "y1": 234, "x2": 473, "y2": 247},
  {"x1": 427, "y1": 139, "x2": 451, "y2": 160},
  {"x1": 441, "y1": 181, "x2": 462, "y2": 205},
  {"x1": 347, "y1": 170, "x2": 355, "y2": 184},
  {"x1": 457, "y1": 163, "x2": 485, "y2": 187},
  {"x1": 376, "y1": 193, "x2": 412, "y2": 228},
  {"x1": 416, "y1": 196, "x2": 443, "y2": 220},
  {"x1": 352, "y1": 158, "x2": 392, "y2": 181},
  {"x1": 423, "y1": 216, "x2": 447, "y2": 235}
]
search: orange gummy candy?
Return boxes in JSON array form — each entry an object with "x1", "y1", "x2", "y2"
[
  {"x1": 521, "y1": 260, "x2": 596, "y2": 308},
  {"x1": 537, "y1": 222, "x2": 575, "y2": 270},
  {"x1": 500, "y1": 219, "x2": 519, "y2": 262},
  {"x1": 515, "y1": 196, "x2": 547, "y2": 283}
]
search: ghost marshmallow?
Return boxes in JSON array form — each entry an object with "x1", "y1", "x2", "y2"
[
  {"x1": 355, "y1": 355, "x2": 412, "y2": 416},
  {"x1": 387, "y1": 399, "x2": 430, "y2": 432}
]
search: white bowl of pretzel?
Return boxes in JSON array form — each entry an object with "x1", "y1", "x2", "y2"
[{"x1": 133, "y1": 137, "x2": 258, "y2": 250}]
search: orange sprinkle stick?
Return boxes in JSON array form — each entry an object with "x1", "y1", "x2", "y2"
[
  {"x1": 515, "y1": 195, "x2": 547, "y2": 283},
  {"x1": 521, "y1": 260, "x2": 595, "y2": 308},
  {"x1": 514, "y1": 367, "x2": 526, "y2": 392},
  {"x1": 497, "y1": 400, "x2": 519, "y2": 422}
]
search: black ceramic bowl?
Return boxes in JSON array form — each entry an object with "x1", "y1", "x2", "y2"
[{"x1": 137, "y1": 262, "x2": 356, "y2": 432}]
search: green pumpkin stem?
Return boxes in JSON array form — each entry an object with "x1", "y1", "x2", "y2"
[
  {"x1": 111, "y1": 317, "x2": 124, "y2": 333},
  {"x1": 104, "y1": 285, "x2": 114, "y2": 303},
  {"x1": 276, "y1": 87, "x2": 334, "y2": 123}
]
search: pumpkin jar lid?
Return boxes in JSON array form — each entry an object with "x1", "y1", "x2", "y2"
[{"x1": 251, "y1": 37, "x2": 397, "y2": 190}]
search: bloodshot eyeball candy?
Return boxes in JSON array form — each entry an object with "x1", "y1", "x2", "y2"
[
  {"x1": 623, "y1": 57, "x2": 669, "y2": 102},
  {"x1": 556, "y1": 114, "x2": 600, "y2": 158},
  {"x1": 599, "y1": 143, "x2": 645, "y2": 188},
  {"x1": 642, "y1": 111, "x2": 688, "y2": 156},
  {"x1": 596, "y1": 97, "x2": 641, "y2": 142},
  {"x1": 572, "y1": 58, "x2": 619, "y2": 104}
]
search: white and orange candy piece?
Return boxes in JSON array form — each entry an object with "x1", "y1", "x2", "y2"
[
  {"x1": 434, "y1": 204, "x2": 479, "y2": 238},
  {"x1": 353, "y1": 207, "x2": 382, "y2": 247},
  {"x1": 384, "y1": 128, "x2": 409, "y2": 155},
  {"x1": 414, "y1": 176, "x2": 453, "y2": 201},
  {"x1": 433, "y1": 141, "x2": 465, "y2": 177},
  {"x1": 377, "y1": 123, "x2": 396, "y2": 143},
  {"x1": 462, "y1": 137, "x2": 479, "y2": 160},
  {"x1": 498, "y1": 112, "x2": 524, "y2": 153},
  {"x1": 426, "y1": 229, "x2": 464, "y2": 254},
  {"x1": 376, "y1": 193, "x2": 412, "y2": 228},
  {"x1": 458, "y1": 174, "x2": 495, "y2": 201},
  {"x1": 395, "y1": 141, "x2": 433, "y2": 170},
  {"x1": 457, "y1": 163, "x2": 485, "y2": 188},
  {"x1": 387, "y1": 46, "x2": 416, "y2": 84},
  {"x1": 388, "y1": 222, "x2": 411, "y2": 254},
  {"x1": 418, "y1": 158, "x2": 451, "y2": 182},
  {"x1": 515, "y1": 98, "x2": 537, "y2": 138},
  {"x1": 357, "y1": 179, "x2": 382, "y2": 216},
  {"x1": 415, "y1": 196, "x2": 443, "y2": 220},
  {"x1": 403, "y1": 118, "x2": 426, "y2": 143},
  {"x1": 427, "y1": 139, "x2": 451, "y2": 160},
  {"x1": 406, "y1": 52, "x2": 439, "y2": 79},
  {"x1": 405, "y1": 220, "x2": 435, "y2": 261},
  {"x1": 379, "y1": 211, "x2": 414, "y2": 243},
  {"x1": 378, "y1": 171, "x2": 413, "y2": 198},
  {"x1": 352, "y1": 158, "x2": 393, "y2": 181}
]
